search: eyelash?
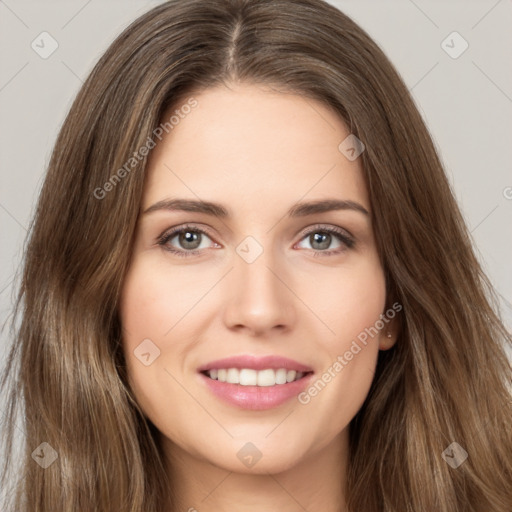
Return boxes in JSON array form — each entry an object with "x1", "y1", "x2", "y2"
[{"x1": 156, "y1": 223, "x2": 355, "y2": 258}]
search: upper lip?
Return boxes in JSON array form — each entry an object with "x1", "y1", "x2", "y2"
[{"x1": 197, "y1": 355, "x2": 314, "y2": 373}]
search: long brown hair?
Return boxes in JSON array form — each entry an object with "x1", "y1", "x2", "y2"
[{"x1": 1, "y1": 0, "x2": 511, "y2": 510}]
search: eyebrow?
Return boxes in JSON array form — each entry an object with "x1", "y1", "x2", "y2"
[
  {"x1": 143, "y1": 198, "x2": 370, "y2": 218},
  {"x1": 143, "y1": 198, "x2": 371, "y2": 218}
]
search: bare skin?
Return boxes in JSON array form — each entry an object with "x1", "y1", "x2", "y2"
[{"x1": 119, "y1": 82, "x2": 397, "y2": 512}]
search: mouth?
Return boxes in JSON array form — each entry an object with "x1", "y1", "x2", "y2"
[{"x1": 197, "y1": 355, "x2": 315, "y2": 410}]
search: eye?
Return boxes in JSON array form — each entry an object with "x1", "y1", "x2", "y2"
[
  {"x1": 157, "y1": 223, "x2": 355, "y2": 258},
  {"x1": 157, "y1": 224, "x2": 219, "y2": 258},
  {"x1": 295, "y1": 224, "x2": 355, "y2": 257}
]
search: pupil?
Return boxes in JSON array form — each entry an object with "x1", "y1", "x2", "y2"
[
  {"x1": 180, "y1": 231, "x2": 200, "y2": 249},
  {"x1": 312, "y1": 232, "x2": 330, "y2": 250}
]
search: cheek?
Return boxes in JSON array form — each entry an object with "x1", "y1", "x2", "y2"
[
  {"x1": 119, "y1": 258, "x2": 205, "y2": 443},
  {"x1": 119, "y1": 256, "x2": 209, "y2": 345},
  {"x1": 305, "y1": 256, "x2": 387, "y2": 353},
  {"x1": 120, "y1": 262, "x2": 169, "y2": 342},
  {"x1": 118, "y1": 259, "x2": 185, "y2": 405},
  {"x1": 295, "y1": 258, "x2": 386, "y2": 424}
]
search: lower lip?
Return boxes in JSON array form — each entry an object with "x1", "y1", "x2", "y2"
[{"x1": 199, "y1": 372, "x2": 314, "y2": 410}]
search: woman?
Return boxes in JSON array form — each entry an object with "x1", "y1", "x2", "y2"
[{"x1": 1, "y1": 0, "x2": 511, "y2": 510}]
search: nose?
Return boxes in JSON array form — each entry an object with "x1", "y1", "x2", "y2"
[{"x1": 222, "y1": 246, "x2": 296, "y2": 337}]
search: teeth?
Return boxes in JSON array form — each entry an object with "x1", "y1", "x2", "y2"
[
  {"x1": 275, "y1": 368, "x2": 287, "y2": 385},
  {"x1": 239, "y1": 369, "x2": 257, "y2": 386},
  {"x1": 206, "y1": 368, "x2": 308, "y2": 386},
  {"x1": 286, "y1": 370, "x2": 297, "y2": 383},
  {"x1": 257, "y1": 369, "x2": 275, "y2": 387},
  {"x1": 226, "y1": 368, "x2": 239, "y2": 384}
]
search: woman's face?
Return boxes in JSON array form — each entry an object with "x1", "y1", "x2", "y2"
[{"x1": 119, "y1": 83, "x2": 396, "y2": 474}]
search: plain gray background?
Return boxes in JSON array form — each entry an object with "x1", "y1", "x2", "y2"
[{"x1": 1, "y1": 1, "x2": 511, "y2": 377}]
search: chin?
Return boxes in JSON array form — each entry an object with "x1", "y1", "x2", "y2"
[{"x1": 202, "y1": 435, "x2": 312, "y2": 475}]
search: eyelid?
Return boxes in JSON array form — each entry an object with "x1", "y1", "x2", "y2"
[{"x1": 296, "y1": 223, "x2": 354, "y2": 242}]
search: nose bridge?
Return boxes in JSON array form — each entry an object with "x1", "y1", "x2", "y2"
[{"x1": 222, "y1": 236, "x2": 294, "y2": 333}]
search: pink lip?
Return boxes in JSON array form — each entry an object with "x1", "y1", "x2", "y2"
[
  {"x1": 197, "y1": 355, "x2": 313, "y2": 373},
  {"x1": 199, "y1": 372, "x2": 314, "y2": 410},
  {"x1": 197, "y1": 355, "x2": 314, "y2": 410}
]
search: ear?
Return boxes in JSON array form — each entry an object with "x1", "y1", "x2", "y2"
[{"x1": 378, "y1": 316, "x2": 400, "y2": 351}]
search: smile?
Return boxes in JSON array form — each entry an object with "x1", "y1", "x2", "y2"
[{"x1": 197, "y1": 355, "x2": 315, "y2": 410}]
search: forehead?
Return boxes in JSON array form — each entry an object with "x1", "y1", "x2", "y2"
[{"x1": 142, "y1": 83, "x2": 369, "y2": 215}]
